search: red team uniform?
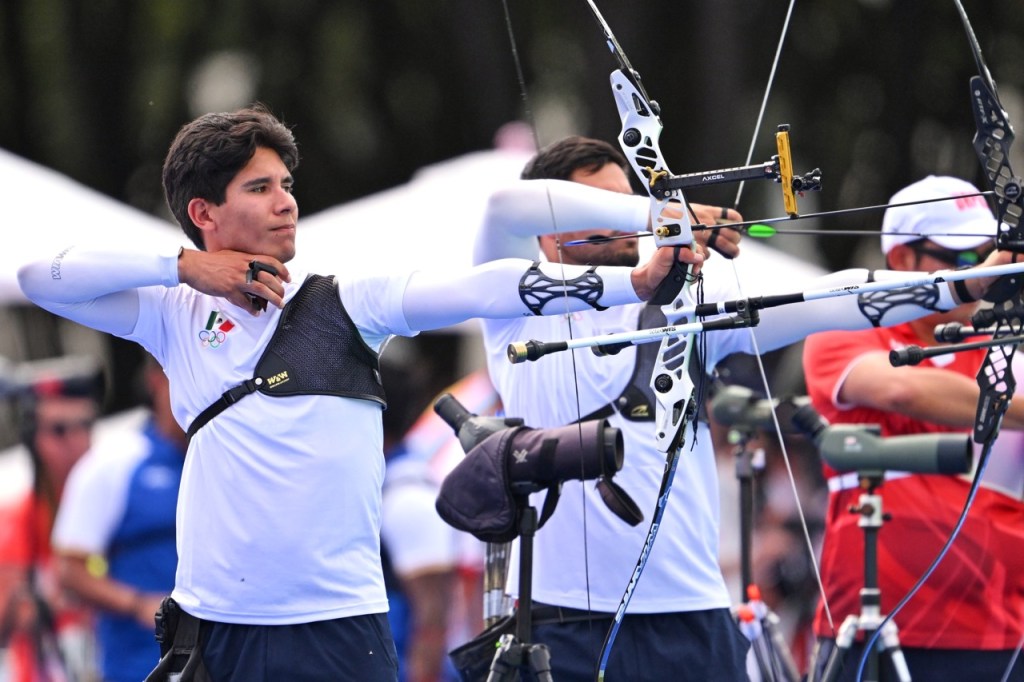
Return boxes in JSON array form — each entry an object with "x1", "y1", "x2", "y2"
[{"x1": 804, "y1": 323, "x2": 1024, "y2": 650}]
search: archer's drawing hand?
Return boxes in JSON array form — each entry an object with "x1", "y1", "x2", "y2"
[
  {"x1": 177, "y1": 249, "x2": 291, "y2": 315},
  {"x1": 690, "y1": 203, "x2": 743, "y2": 259}
]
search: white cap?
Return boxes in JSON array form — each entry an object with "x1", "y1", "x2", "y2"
[{"x1": 880, "y1": 175, "x2": 996, "y2": 254}]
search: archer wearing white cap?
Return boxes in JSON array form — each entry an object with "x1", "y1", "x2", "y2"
[
  {"x1": 881, "y1": 174, "x2": 996, "y2": 262},
  {"x1": 804, "y1": 175, "x2": 1024, "y2": 680}
]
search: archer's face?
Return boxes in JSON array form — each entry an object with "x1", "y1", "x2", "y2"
[
  {"x1": 33, "y1": 395, "x2": 97, "y2": 490},
  {"x1": 556, "y1": 162, "x2": 640, "y2": 268},
  {"x1": 202, "y1": 147, "x2": 299, "y2": 263}
]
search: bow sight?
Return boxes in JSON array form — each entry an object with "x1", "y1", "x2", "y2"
[{"x1": 647, "y1": 124, "x2": 822, "y2": 220}]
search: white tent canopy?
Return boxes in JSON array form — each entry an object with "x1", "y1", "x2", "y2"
[
  {"x1": 2, "y1": 148, "x2": 187, "y2": 304},
  {"x1": 293, "y1": 148, "x2": 535, "y2": 276}
]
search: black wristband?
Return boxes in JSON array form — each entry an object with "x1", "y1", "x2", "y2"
[{"x1": 954, "y1": 276, "x2": 976, "y2": 304}]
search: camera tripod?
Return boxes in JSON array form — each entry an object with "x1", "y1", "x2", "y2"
[
  {"x1": 813, "y1": 472, "x2": 911, "y2": 682},
  {"x1": 485, "y1": 483, "x2": 554, "y2": 682},
  {"x1": 729, "y1": 427, "x2": 800, "y2": 682}
]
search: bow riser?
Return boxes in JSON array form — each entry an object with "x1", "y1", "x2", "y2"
[
  {"x1": 608, "y1": 69, "x2": 701, "y2": 454},
  {"x1": 651, "y1": 334, "x2": 697, "y2": 453},
  {"x1": 973, "y1": 297, "x2": 1024, "y2": 442}
]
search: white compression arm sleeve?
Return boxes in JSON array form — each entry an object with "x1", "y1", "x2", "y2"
[
  {"x1": 752, "y1": 267, "x2": 959, "y2": 351},
  {"x1": 18, "y1": 245, "x2": 180, "y2": 336},
  {"x1": 474, "y1": 179, "x2": 649, "y2": 264},
  {"x1": 402, "y1": 258, "x2": 640, "y2": 332}
]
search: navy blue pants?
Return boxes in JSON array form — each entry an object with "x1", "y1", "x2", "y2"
[
  {"x1": 200, "y1": 613, "x2": 399, "y2": 681},
  {"x1": 525, "y1": 607, "x2": 749, "y2": 681},
  {"x1": 810, "y1": 638, "x2": 1024, "y2": 681}
]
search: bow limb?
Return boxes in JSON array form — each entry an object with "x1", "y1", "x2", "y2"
[
  {"x1": 955, "y1": 1, "x2": 1024, "y2": 253},
  {"x1": 584, "y1": 3, "x2": 701, "y2": 678},
  {"x1": 952, "y1": 0, "x2": 1024, "y2": 444}
]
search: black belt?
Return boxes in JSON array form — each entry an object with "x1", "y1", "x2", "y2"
[{"x1": 530, "y1": 602, "x2": 612, "y2": 625}]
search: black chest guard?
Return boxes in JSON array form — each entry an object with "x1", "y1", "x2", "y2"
[{"x1": 186, "y1": 274, "x2": 387, "y2": 439}]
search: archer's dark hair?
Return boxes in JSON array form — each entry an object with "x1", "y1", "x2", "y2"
[
  {"x1": 520, "y1": 136, "x2": 627, "y2": 181},
  {"x1": 162, "y1": 103, "x2": 299, "y2": 249}
]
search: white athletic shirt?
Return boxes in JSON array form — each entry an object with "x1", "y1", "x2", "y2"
[
  {"x1": 132, "y1": 269, "x2": 413, "y2": 623},
  {"x1": 476, "y1": 179, "x2": 960, "y2": 614},
  {"x1": 17, "y1": 244, "x2": 646, "y2": 625}
]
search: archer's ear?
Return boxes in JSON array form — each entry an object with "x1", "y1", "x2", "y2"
[
  {"x1": 187, "y1": 198, "x2": 216, "y2": 232},
  {"x1": 886, "y1": 243, "x2": 917, "y2": 271}
]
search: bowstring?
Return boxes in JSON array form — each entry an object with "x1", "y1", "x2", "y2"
[
  {"x1": 500, "y1": 0, "x2": 597, "y2": 620},
  {"x1": 725, "y1": 0, "x2": 837, "y2": 636}
]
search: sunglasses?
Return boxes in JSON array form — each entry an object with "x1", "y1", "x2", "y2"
[
  {"x1": 907, "y1": 241, "x2": 993, "y2": 268},
  {"x1": 37, "y1": 418, "x2": 96, "y2": 438}
]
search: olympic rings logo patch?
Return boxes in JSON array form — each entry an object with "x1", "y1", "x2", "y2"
[
  {"x1": 200, "y1": 311, "x2": 236, "y2": 349},
  {"x1": 198, "y1": 329, "x2": 227, "y2": 348}
]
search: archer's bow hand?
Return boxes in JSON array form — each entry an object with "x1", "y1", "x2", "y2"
[
  {"x1": 690, "y1": 203, "x2": 743, "y2": 260},
  {"x1": 952, "y1": 249, "x2": 1021, "y2": 305},
  {"x1": 631, "y1": 243, "x2": 706, "y2": 302}
]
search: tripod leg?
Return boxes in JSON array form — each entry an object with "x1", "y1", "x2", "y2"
[
  {"x1": 807, "y1": 638, "x2": 828, "y2": 682},
  {"x1": 819, "y1": 646, "x2": 846, "y2": 682},
  {"x1": 878, "y1": 621, "x2": 911, "y2": 682},
  {"x1": 762, "y1": 611, "x2": 801, "y2": 682},
  {"x1": 737, "y1": 606, "x2": 799, "y2": 682},
  {"x1": 737, "y1": 606, "x2": 774, "y2": 681},
  {"x1": 486, "y1": 634, "x2": 520, "y2": 682},
  {"x1": 750, "y1": 635, "x2": 775, "y2": 681},
  {"x1": 526, "y1": 642, "x2": 554, "y2": 682},
  {"x1": 819, "y1": 616, "x2": 860, "y2": 682}
]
